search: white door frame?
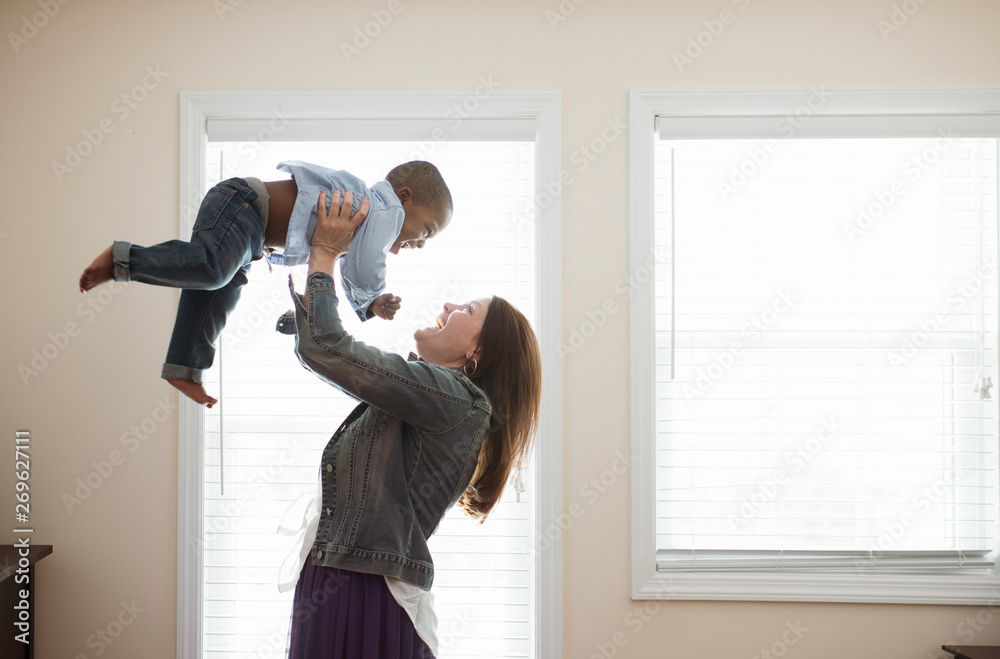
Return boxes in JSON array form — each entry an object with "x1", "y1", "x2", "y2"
[{"x1": 177, "y1": 90, "x2": 563, "y2": 658}]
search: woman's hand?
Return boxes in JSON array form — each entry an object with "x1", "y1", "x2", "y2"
[{"x1": 311, "y1": 190, "x2": 370, "y2": 260}]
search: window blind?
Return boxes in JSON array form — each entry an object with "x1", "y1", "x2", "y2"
[
  {"x1": 653, "y1": 134, "x2": 1000, "y2": 573},
  {"x1": 199, "y1": 139, "x2": 536, "y2": 658},
  {"x1": 207, "y1": 118, "x2": 535, "y2": 143},
  {"x1": 657, "y1": 114, "x2": 1000, "y2": 140}
]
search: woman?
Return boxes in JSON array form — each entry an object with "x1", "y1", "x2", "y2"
[{"x1": 282, "y1": 190, "x2": 542, "y2": 658}]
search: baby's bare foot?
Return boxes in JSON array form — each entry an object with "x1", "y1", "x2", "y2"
[
  {"x1": 167, "y1": 379, "x2": 219, "y2": 408},
  {"x1": 79, "y1": 245, "x2": 115, "y2": 292}
]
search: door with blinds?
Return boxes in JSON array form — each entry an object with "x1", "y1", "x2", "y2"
[{"x1": 197, "y1": 136, "x2": 537, "y2": 658}]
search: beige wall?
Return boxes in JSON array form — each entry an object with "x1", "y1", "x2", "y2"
[{"x1": 3, "y1": 0, "x2": 1000, "y2": 657}]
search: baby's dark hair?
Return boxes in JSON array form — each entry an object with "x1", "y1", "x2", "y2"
[{"x1": 385, "y1": 161, "x2": 453, "y2": 212}]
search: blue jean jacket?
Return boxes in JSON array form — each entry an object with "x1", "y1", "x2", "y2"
[{"x1": 289, "y1": 272, "x2": 493, "y2": 589}]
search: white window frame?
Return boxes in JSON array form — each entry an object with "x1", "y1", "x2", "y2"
[
  {"x1": 628, "y1": 86, "x2": 1000, "y2": 604},
  {"x1": 176, "y1": 91, "x2": 563, "y2": 658}
]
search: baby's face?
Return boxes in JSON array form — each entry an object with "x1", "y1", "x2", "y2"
[{"x1": 391, "y1": 204, "x2": 451, "y2": 254}]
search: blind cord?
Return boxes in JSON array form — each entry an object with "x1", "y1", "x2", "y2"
[
  {"x1": 219, "y1": 153, "x2": 226, "y2": 496},
  {"x1": 975, "y1": 138, "x2": 993, "y2": 400}
]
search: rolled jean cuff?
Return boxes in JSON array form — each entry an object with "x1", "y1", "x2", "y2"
[
  {"x1": 112, "y1": 240, "x2": 132, "y2": 282},
  {"x1": 161, "y1": 363, "x2": 205, "y2": 385}
]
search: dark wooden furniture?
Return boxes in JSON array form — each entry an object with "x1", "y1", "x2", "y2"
[
  {"x1": 944, "y1": 646, "x2": 1000, "y2": 659},
  {"x1": 0, "y1": 544, "x2": 53, "y2": 659}
]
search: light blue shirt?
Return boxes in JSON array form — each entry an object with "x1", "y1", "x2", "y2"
[{"x1": 269, "y1": 160, "x2": 404, "y2": 320}]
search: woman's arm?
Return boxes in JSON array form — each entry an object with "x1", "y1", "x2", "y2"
[
  {"x1": 303, "y1": 190, "x2": 352, "y2": 305},
  {"x1": 292, "y1": 191, "x2": 486, "y2": 433}
]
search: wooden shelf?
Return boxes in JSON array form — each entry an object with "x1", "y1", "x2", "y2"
[
  {"x1": 944, "y1": 646, "x2": 1000, "y2": 659},
  {"x1": 0, "y1": 544, "x2": 53, "y2": 659}
]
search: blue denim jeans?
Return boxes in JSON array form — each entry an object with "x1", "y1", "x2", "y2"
[{"x1": 112, "y1": 177, "x2": 268, "y2": 384}]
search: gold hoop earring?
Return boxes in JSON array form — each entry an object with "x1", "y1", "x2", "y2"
[{"x1": 464, "y1": 357, "x2": 478, "y2": 376}]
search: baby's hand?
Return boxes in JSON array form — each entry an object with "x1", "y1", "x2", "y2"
[{"x1": 370, "y1": 294, "x2": 402, "y2": 320}]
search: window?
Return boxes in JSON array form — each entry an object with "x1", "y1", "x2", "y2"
[
  {"x1": 177, "y1": 93, "x2": 562, "y2": 659},
  {"x1": 629, "y1": 87, "x2": 1000, "y2": 603}
]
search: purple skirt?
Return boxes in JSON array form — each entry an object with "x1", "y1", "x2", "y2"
[{"x1": 286, "y1": 558, "x2": 435, "y2": 659}]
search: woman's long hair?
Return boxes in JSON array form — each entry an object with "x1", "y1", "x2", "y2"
[{"x1": 457, "y1": 296, "x2": 542, "y2": 522}]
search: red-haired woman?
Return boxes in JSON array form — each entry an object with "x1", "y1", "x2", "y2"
[{"x1": 282, "y1": 191, "x2": 542, "y2": 658}]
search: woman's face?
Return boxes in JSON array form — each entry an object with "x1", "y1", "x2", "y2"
[{"x1": 414, "y1": 298, "x2": 492, "y2": 367}]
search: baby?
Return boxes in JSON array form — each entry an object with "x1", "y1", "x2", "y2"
[{"x1": 79, "y1": 160, "x2": 453, "y2": 408}]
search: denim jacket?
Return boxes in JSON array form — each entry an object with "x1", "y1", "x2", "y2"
[{"x1": 289, "y1": 272, "x2": 493, "y2": 589}]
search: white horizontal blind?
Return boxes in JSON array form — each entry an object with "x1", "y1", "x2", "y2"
[
  {"x1": 207, "y1": 118, "x2": 535, "y2": 142},
  {"x1": 653, "y1": 134, "x2": 1000, "y2": 572},
  {"x1": 657, "y1": 114, "x2": 1000, "y2": 140},
  {"x1": 200, "y1": 139, "x2": 536, "y2": 657}
]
